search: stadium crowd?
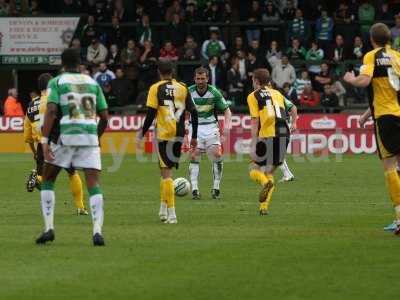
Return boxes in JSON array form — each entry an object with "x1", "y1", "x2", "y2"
[{"x1": 2, "y1": 0, "x2": 400, "y2": 114}]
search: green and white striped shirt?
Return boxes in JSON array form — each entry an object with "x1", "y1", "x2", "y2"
[
  {"x1": 47, "y1": 72, "x2": 108, "y2": 146},
  {"x1": 188, "y1": 84, "x2": 229, "y2": 125}
]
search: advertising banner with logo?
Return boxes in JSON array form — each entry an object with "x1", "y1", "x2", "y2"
[
  {"x1": 0, "y1": 114, "x2": 375, "y2": 154},
  {"x1": 0, "y1": 17, "x2": 79, "y2": 64}
]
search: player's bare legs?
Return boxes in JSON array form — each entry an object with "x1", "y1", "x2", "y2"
[
  {"x1": 36, "y1": 163, "x2": 61, "y2": 244},
  {"x1": 207, "y1": 145, "x2": 223, "y2": 199},
  {"x1": 189, "y1": 148, "x2": 201, "y2": 200},
  {"x1": 160, "y1": 167, "x2": 177, "y2": 223},
  {"x1": 83, "y1": 168, "x2": 105, "y2": 245}
]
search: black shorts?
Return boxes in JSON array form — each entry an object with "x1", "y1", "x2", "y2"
[
  {"x1": 36, "y1": 143, "x2": 75, "y2": 175},
  {"x1": 254, "y1": 136, "x2": 289, "y2": 167},
  {"x1": 158, "y1": 140, "x2": 182, "y2": 169},
  {"x1": 375, "y1": 115, "x2": 400, "y2": 159}
]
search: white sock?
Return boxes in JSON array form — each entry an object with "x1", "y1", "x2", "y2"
[
  {"x1": 279, "y1": 160, "x2": 294, "y2": 178},
  {"x1": 41, "y1": 190, "x2": 55, "y2": 231},
  {"x1": 167, "y1": 207, "x2": 177, "y2": 219},
  {"x1": 90, "y1": 194, "x2": 104, "y2": 235},
  {"x1": 159, "y1": 201, "x2": 167, "y2": 216},
  {"x1": 189, "y1": 162, "x2": 200, "y2": 191},
  {"x1": 212, "y1": 160, "x2": 223, "y2": 190}
]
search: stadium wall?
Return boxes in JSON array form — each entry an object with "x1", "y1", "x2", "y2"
[{"x1": 0, "y1": 114, "x2": 375, "y2": 155}]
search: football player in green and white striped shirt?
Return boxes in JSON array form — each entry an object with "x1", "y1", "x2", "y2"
[
  {"x1": 35, "y1": 49, "x2": 109, "y2": 246},
  {"x1": 188, "y1": 67, "x2": 232, "y2": 200}
]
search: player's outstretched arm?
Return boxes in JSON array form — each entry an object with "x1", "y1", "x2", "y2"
[
  {"x1": 288, "y1": 105, "x2": 298, "y2": 132},
  {"x1": 41, "y1": 103, "x2": 58, "y2": 161},
  {"x1": 97, "y1": 110, "x2": 109, "y2": 138},
  {"x1": 359, "y1": 108, "x2": 372, "y2": 128},
  {"x1": 343, "y1": 72, "x2": 371, "y2": 87}
]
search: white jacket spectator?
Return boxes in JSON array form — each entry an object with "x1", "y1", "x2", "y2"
[
  {"x1": 272, "y1": 56, "x2": 296, "y2": 88},
  {"x1": 87, "y1": 39, "x2": 108, "y2": 64}
]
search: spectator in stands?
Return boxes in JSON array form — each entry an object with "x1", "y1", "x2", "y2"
[
  {"x1": 246, "y1": 50, "x2": 263, "y2": 93},
  {"x1": 294, "y1": 69, "x2": 312, "y2": 97},
  {"x1": 94, "y1": 63, "x2": 116, "y2": 87},
  {"x1": 262, "y1": 1, "x2": 280, "y2": 22},
  {"x1": 288, "y1": 9, "x2": 310, "y2": 43},
  {"x1": 102, "y1": 82, "x2": 117, "y2": 110},
  {"x1": 60, "y1": 0, "x2": 81, "y2": 14},
  {"x1": 391, "y1": 14, "x2": 400, "y2": 50},
  {"x1": 227, "y1": 56, "x2": 245, "y2": 105},
  {"x1": 106, "y1": 44, "x2": 121, "y2": 68},
  {"x1": 93, "y1": 0, "x2": 108, "y2": 22},
  {"x1": 113, "y1": 0, "x2": 128, "y2": 23},
  {"x1": 282, "y1": 82, "x2": 298, "y2": 105},
  {"x1": 80, "y1": 15, "x2": 99, "y2": 47},
  {"x1": 84, "y1": 0, "x2": 96, "y2": 15},
  {"x1": 165, "y1": 0, "x2": 184, "y2": 22},
  {"x1": 249, "y1": 39, "x2": 269, "y2": 70},
  {"x1": 272, "y1": 55, "x2": 296, "y2": 88},
  {"x1": 330, "y1": 34, "x2": 349, "y2": 62},
  {"x1": 237, "y1": 50, "x2": 247, "y2": 82},
  {"x1": 29, "y1": 0, "x2": 41, "y2": 15},
  {"x1": 79, "y1": 63, "x2": 90, "y2": 76},
  {"x1": 320, "y1": 84, "x2": 339, "y2": 112},
  {"x1": 266, "y1": 40, "x2": 282, "y2": 69},
  {"x1": 231, "y1": 36, "x2": 246, "y2": 56},
  {"x1": 222, "y1": 1, "x2": 234, "y2": 24},
  {"x1": 286, "y1": 38, "x2": 306, "y2": 60},
  {"x1": 150, "y1": 0, "x2": 167, "y2": 22},
  {"x1": 136, "y1": 14, "x2": 153, "y2": 46},
  {"x1": 180, "y1": 35, "x2": 199, "y2": 61},
  {"x1": 335, "y1": 2, "x2": 352, "y2": 23},
  {"x1": 352, "y1": 36, "x2": 365, "y2": 60},
  {"x1": 206, "y1": 56, "x2": 224, "y2": 88},
  {"x1": 201, "y1": 31, "x2": 226, "y2": 60},
  {"x1": 111, "y1": 68, "x2": 134, "y2": 107},
  {"x1": 3, "y1": 88, "x2": 23, "y2": 117},
  {"x1": 107, "y1": 16, "x2": 125, "y2": 48},
  {"x1": 70, "y1": 38, "x2": 86, "y2": 62},
  {"x1": 186, "y1": 2, "x2": 200, "y2": 23},
  {"x1": 204, "y1": 1, "x2": 222, "y2": 22},
  {"x1": 134, "y1": 4, "x2": 145, "y2": 23},
  {"x1": 282, "y1": 0, "x2": 296, "y2": 21},
  {"x1": 159, "y1": 41, "x2": 178, "y2": 62},
  {"x1": 377, "y1": 2, "x2": 393, "y2": 21},
  {"x1": 306, "y1": 41, "x2": 324, "y2": 62},
  {"x1": 358, "y1": 0, "x2": 375, "y2": 42},
  {"x1": 315, "y1": 9, "x2": 334, "y2": 51},
  {"x1": 139, "y1": 41, "x2": 158, "y2": 91},
  {"x1": 0, "y1": 0, "x2": 9, "y2": 16},
  {"x1": 121, "y1": 39, "x2": 141, "y2": 66},
  {"x1": 245, "y1": 0, "x2": 262, "y2": 44},
  {"x1": 299, "y1": 84, "x2": 320, "y2": 107},
  {"x1": 87, "y1": 38, "x2": 108, "y2": 65},
  {"x1": 313, "y1": 62, "x2": 333, "y2": 92},
  {"x1": 121, "y1": 39, "x2": 141, "y2": 91},
  {"x1": 165, "y1": 13, "x2": 187, "y2": 48}
]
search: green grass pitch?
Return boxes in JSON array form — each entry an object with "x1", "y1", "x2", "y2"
[{"x1": 0, "y1": 153, "x2": 399, "y2": 300}]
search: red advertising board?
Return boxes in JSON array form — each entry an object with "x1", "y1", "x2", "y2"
[{"x1": 0, "y1": 114, "x2": 376, "y2": 154}]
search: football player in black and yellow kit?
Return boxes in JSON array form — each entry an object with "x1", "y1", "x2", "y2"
[
  {"x1": 136, "y1": 61, "x2": 198, "y2": 223},
  {"x1": 247, "y1": 69, "x2": 291, "y2": 215},
  {"x1": 344, "y1": 23, "x2": 400, "y2": 234},
  {"x1": 23, "y1": 73, "x2": 88, "y2": 215}
]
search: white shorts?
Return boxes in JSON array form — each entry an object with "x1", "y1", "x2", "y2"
[
  {"x1": 190, "y1": 123, "x2": 221, "y2": 152},
  {"x1": 47, "y1": 143, "x2": 102, "y2": 170}
]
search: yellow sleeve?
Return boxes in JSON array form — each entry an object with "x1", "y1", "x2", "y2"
[
  {"x1": 23, "y1": 116, "x2": 34, "y2": 143},
  {"x1": 247, "y1": 93, "x2": 259, "y2": 118},
  {"x1": 146, "y1": 84, "x2": 159, "y2": 109},
  {"x1": 360, "y1": 51, "x2": 374, "y2": 78}
]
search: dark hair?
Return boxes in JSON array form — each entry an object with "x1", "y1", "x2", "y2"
[
  {"x1": 195, "y1": 67, "x2": 209, "y2": 76},
  {"x1": 38, "y1": 73, "x2": 53, "y2": 91},
  {"x1": 61, "y1": 48, "x2": 81, "y2": 69},
  {"x1": 209, "y1": 55, "x2": 218, "y2": 62},
  {"x1": 370, "y1": 22, "x2": 391, "y2": 46},
  {"x1": 253, "y1": 68, "x2": 271, "y2": 85},
  {"x1": 158, "y1": 60, "x2": 174, "y2": 75}
]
